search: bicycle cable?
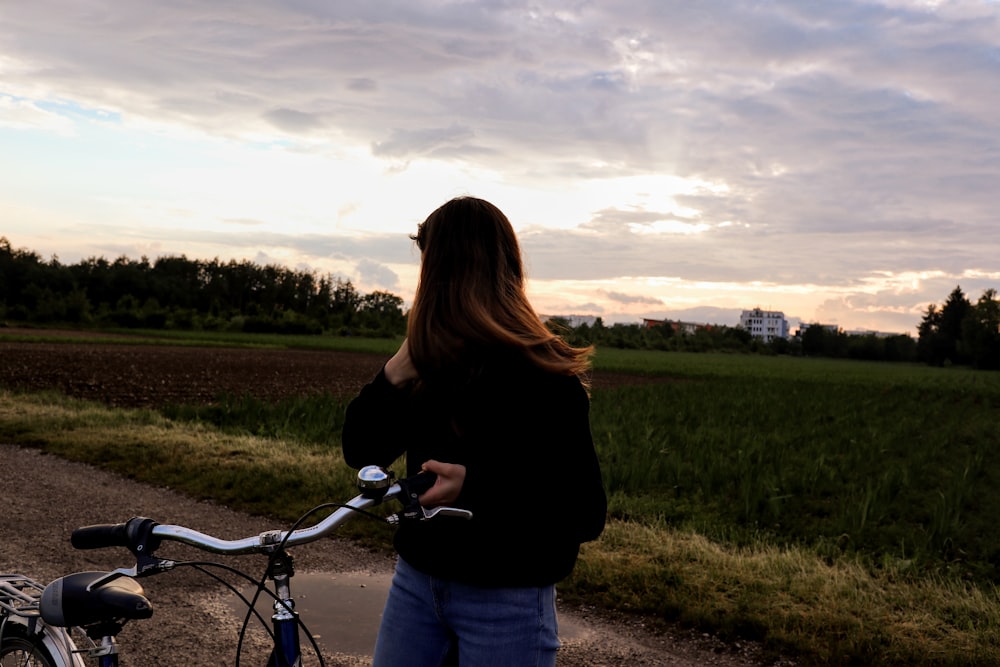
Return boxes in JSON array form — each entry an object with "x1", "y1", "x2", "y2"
[
  {"x1": 235, "y1": 501, "x2": 389, "y2": 667},
  {"x1": 170, "y1": 560, "x2": 277, "y2": 640}
]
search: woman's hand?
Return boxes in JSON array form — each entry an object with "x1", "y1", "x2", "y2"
[
  {"x1": 384, "y1": 338, "x2": 419, "y2": 387},
  {"x1": 417, "y1": 459, "x2": 466, "y2": 507}
]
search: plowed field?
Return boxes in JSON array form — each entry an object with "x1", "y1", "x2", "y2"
[
  {"x1": 1, "y1": 337, "x2": 384, "y2": 407},
  {"x1": 0, "y1": 328, "x2": 654, "y2": 408}
]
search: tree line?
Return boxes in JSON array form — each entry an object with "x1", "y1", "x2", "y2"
[
  {"x1": 2, "y1": 237, "x2": 997, "y2": 368},
  {"x1": 916, "y1": 285, "x2": 1000, "y2": 369},
  {"x1": 552, "y1": 316, "x2": 924, "y2": 363},
  {"x1": 0, "y1": 237, "x2": 404, "y2": 337}
]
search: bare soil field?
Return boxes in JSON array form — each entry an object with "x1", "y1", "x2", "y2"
[
  {"x1": 0, "y1": 329, "x2": 794, "y2": 666},
  {"x1": 0, "y1": 332, "x2": 385, "y2": 407},
  {"x1": 0, "y1": 328, "x2": 663, "y2": 407}
]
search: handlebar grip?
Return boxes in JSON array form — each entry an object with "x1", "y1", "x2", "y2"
[
  {"x1": 400, "y1": 471, "x2": 437, "y2": 497},
  {"x1": 71, "y1": 516, "x2": 161, "y2": 554},
  {"x1": 71, "y1": 523, "x2": 130, "y2": 549}
]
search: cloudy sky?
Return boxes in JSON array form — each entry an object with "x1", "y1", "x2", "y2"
[{"x1": 3, "y1": 1, "x2": 999, "y2": 335}]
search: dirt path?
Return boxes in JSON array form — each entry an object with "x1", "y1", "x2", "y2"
[{"x1": 0, "y1": 446, "x2": 793, "y2": 666}]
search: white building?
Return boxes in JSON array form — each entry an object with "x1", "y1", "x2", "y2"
[{"x1": 739, "y1": 308, "x2": 789, "y2": 342}]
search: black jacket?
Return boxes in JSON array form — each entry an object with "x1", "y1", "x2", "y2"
[{"x1": 341, "y1": 353, "x2": 607, "y2": 587}]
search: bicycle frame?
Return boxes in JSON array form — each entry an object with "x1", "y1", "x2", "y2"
[{"x1": 266, "y1": 551, "x2": 303, "y2": 667}]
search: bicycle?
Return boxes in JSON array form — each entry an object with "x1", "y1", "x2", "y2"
[{"x1": 0, "y1": 465, "x2": 471, "y2": 666}]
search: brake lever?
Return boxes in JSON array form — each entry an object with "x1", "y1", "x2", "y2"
[
  {"x1": 83, "y1": 559, "x2": 176, "y2": 592},
  {"x1": 386, "y1": 505, "x2": 473, "y2": 524},
  {"x1": 420, "y1": 506, "x2": 473, "y2": 520},
  {"x1": 362, "y1": 466, "x2": 473, "y2": 524}
]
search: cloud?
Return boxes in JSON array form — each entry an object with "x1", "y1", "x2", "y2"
[
  {"x1": 3, "y1": 0, "x2": 1000, "y2": 333},
  {"x1": 371, "y1": 124, "x2": 478, "y2": 159},
  {"x1": 263, "y1": 108, "x2": 326, "y2": 134},
  {"x1": 0, "y1": 95, "x2": 76, "y2": 134},
  {"x1": 355, "y1": 258, "x2": 400, "y2": 293},
  {"x1": 346, "y1": 77, "x2": 377, "y2": 92},
  {"x1": 602, "y1": 290, "x2": 663, "y2": 306},
  {"x1": 222, "y1": 217, "x2": 266, "y2": 227}
]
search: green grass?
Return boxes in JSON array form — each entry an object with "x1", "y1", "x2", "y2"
[
  {"x1": 569, "y1": 522, "x2": 999, "y2": 665},
  {"x1": 2, "y1": 342, "x2": 1000, "y2": 665},
  {"x1": 593, "y1": 346, "x2": 997, "y2": 388},
  {"x1": 592, "y1": 377, "x2": 1000, "y2": 579},
  {"x1": 0, "y1": 391, "x2": 395, "y2": 545}
]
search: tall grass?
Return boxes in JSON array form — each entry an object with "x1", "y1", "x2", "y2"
[
  {"x1": 161, "y1": 393, "x2": 350, "y2": 446},
  {"x1": 0, "y1": 392, "x2": 361, "y2": 520},
  {"x1": 592, "y1": 376, "x2": 1000, "y2": 581},
  {"x1": 569, "y1": 522, "x2": 1000, "y2": 665}
]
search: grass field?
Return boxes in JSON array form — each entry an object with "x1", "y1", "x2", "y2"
[{"x1": 2, "y1": 330, "x2": 998, "y2": 665}]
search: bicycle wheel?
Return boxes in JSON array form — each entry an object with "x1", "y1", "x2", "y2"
[{"x1": 0, "y1": 626, "x2": 59, "y2": 667}]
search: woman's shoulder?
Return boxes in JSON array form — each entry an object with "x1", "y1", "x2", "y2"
[{"x1": 480, "y1": 351, "x2": 586, "y2": 392}]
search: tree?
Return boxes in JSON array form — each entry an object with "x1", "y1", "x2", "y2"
[
  {"x1": 941, "y1": 286, "x2": 972, "y2": 363},
  {"x1": 0, "y1": 239, "x2": 413, "y2": 336},
  {"x1": 917, "y1": 303, "x2": 943, "y2": 364},
  {"x1": 801, "y1": 324, "x2": 845, "y2": 357},
  {"x1": 963, "y1": 288, "x2": 1000, "y2": 369},
  {"x1": 918, "y1": 286, "x2": 972, "y2": 366}
]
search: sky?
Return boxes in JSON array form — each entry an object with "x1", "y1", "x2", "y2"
[{"x1": 2, "y1": 1, "x2": 1000, "y2": 336}]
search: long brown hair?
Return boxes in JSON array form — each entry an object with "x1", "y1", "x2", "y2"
[{"x1": 406, "y1": 196, "x2": 592, "y2": 385}]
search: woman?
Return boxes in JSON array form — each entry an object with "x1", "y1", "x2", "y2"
[{"x1": 341, "y1": 196, "x2": 606, "y2": 666}]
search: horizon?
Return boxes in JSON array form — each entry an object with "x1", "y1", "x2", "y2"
[
  {"x1": 4, "y1": 232, "x2": 926, "y2": 337},
  {"x1": 0, "y1": 232, "x2": 947, "y2": 337}
]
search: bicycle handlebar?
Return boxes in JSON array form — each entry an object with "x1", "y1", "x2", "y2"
[
  {"x1": 151, "y1": 491, "x2": 382, "y2": 555},
  {"x1": 70, "y1": 467, "x2": 468, "y2": 561}
]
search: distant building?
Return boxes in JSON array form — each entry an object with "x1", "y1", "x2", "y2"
[{"x1": 739, "y1": 308, "x2": 789, "y2": 342}]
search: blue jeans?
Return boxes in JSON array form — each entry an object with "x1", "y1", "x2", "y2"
[{"x1": 372, "y1": 557, "x2": 560, "y2": 667}]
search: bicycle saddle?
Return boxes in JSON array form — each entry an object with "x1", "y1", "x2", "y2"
[{"x1": 39, "y1": 571, "x2": 153, "y2": 628}]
